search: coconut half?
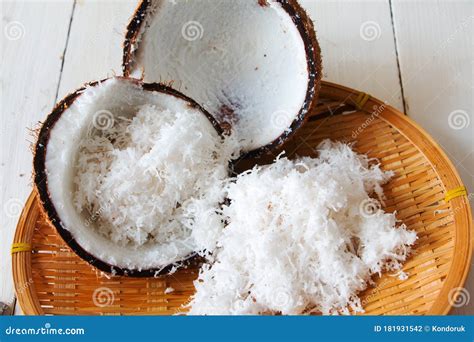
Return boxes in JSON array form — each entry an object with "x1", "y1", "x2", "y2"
[
  {"x1": 34, "y1": 77, "x2": 229, "y2": 276},
  {"x1": 123, "y1": 0, "x2": 322, "y2": 155}
]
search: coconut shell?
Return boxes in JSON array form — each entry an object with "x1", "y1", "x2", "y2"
[
  {"x1": 122, "y1": 0, "x2": 322, "y2": 158},
  {"x1": 33, "y1": 77, "x2": 221, "y2": 277}
]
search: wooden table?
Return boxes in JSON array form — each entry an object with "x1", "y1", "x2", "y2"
[{"x1": 1, "y1": 0, "x2": 472, "y2": 315}]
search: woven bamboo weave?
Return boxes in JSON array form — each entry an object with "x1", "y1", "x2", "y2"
[{"x1": 12, "y1": 81, "x2": 472, "y2": 315}]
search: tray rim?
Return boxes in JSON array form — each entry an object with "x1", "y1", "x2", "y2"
[
  {"x1": 12, "y1": 80, "x2": 473, "y2": 315},
  {"x1": 319, "y1": 81, "x2": 473, "y2": 315}
]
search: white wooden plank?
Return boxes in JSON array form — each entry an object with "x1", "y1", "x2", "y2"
[
  {"x1": 0, "y1": 0, "x2": 73, "y2": 309},
  {"x1": 13, "y1": 300, "x2": 23, "y2": 315},
  {"x1": 391, "y1": 0, "x2": 473, "y2": 315},
  {"x1": 57, "y1": 0, "x2": 138, "y2": 99},
  {"x1": 300, "y1": 0, "x2": 404, "y2": 110}
]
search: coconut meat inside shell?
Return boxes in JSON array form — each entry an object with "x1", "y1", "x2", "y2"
[
  {"x1": 130, "y1": 0, "x2": 310, "y2": 152},
  {"x1": 43, "y1": 78, "x2": 226, "y2": 272}
]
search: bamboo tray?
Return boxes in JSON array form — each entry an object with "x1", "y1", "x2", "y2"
[{"x1": 13, "y1": 81, "x2": 472, "y2": 315}]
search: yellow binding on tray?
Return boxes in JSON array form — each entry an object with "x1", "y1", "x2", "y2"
[
  {"x1": 354, "y1": 92, "x2": 370, "y2": 109},
  {"x1": 445, "y1": 186, "x2": 467, "y2": 202},
  {"x1": 11, "y1": 242, "x2": 32, "y2": 254}
]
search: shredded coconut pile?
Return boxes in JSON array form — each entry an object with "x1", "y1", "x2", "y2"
[
  {"x1": 188, "y1": 140, "x2": 417, "y2": 315},
  {"x1": 73, "y1": 104, "x2": 236, "y2": 251}
]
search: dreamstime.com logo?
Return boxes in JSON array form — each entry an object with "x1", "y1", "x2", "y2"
[
  {"x1": 359, "y1": 21, "x2": 381, "y2": 41},
  {"x1": 181, "y1": 20, "x2": 204, "y2": 41},
  {"x1": 448, "y1": 110, "x2": 470, "y2": 130},
  {"x1": 271, "y1": 287, "x2": 293, "y2": 311},
  {"x1": 3, "y1": 197, "x2": 24, "y2": 218},
  {"x1": 4, "y1": 323, "x2": 85, "y2": 336},
  {"x1": 4, "y1": 21, "x2": 25, "y2": 41},
  {"x1": 92, "y1": 287, "x2": 115, "y2": 307},
  {"x1": 92, "y1": 109, "x2": 115, "y2": 130},
  {"x1": 271, "y1": 110, "x2": 293, "y2": 131},
  {"x1": 359, "y1": 198, "x2": 381, "y2": 218},
  {"x1": 448, "y1": 287, "x2": 470, "y2": 308}
]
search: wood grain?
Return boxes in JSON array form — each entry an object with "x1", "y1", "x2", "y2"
[
  {"x1": 57, "y1": 0, "x2": 137, "y2": 99},
  {"x1": 0, "y1": 0, "x2": 73, "y2": 310},
  {"x1": 300, "y1": 0, "x2": 404, "y2": 110},
  {"x1": 391, "y1": 0, "x2": 473, "y2": 314}
]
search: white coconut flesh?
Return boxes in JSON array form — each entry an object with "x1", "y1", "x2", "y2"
[
  {"x1": 130, "y1": 0, "x2": 310, "y2": 152},
  {"x1": 44, "y1": 78, "x2": 229, "y2": 271},
  {"x1": 188, "y1": 141, "x2": 417, "y2": 315}
]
